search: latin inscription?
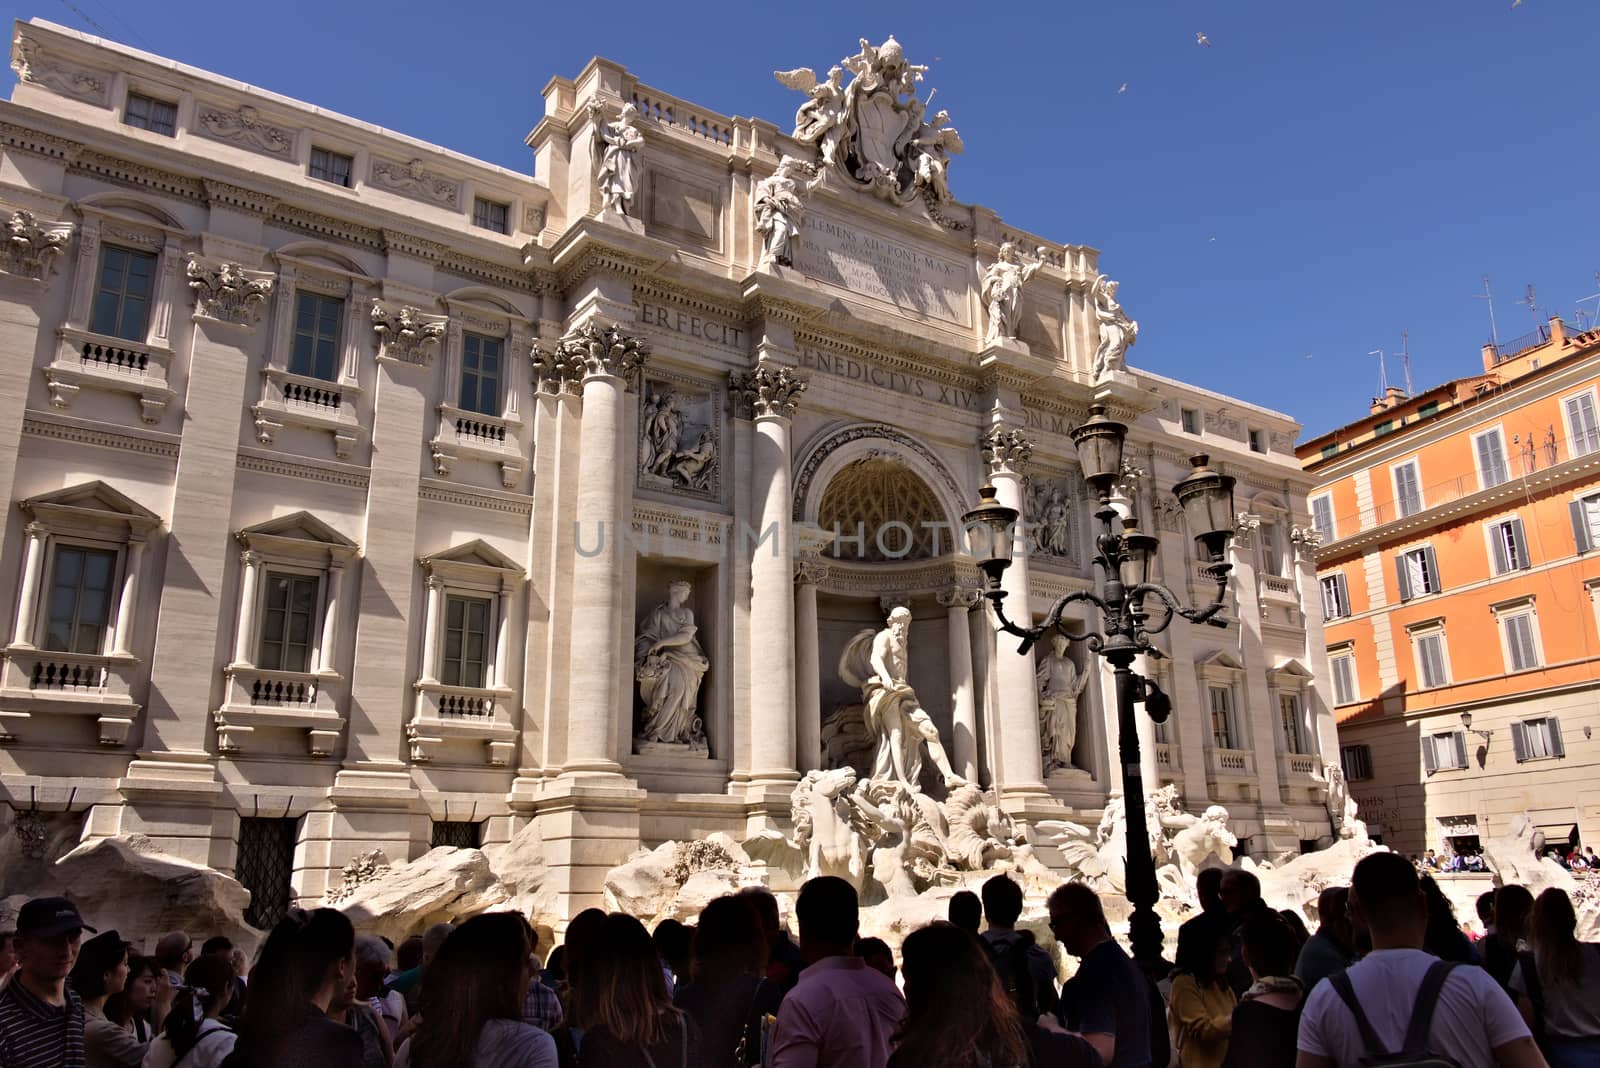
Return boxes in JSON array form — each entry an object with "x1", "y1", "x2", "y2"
[
  {"x1": 798, "y1": 346, "x2": 983, "y2": 411},
  {"x1": 1025, "y1": 409, "x2": 1074, "y2": 437},
  {"x1": 637, "y1": 301, "x2": 745, "y2": 349},
  {"x1": 792, "y1": 214, "x2": 971, "y2": 327}
]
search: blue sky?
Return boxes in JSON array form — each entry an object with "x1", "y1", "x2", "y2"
[{"x1": 11, "y1": 0, "x2": 1593, "y2": 437}]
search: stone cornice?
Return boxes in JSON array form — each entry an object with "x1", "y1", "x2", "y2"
[
  {"x1": 271, "y1": 204, "x2": 385, "y2": 250},
  {"x1": 417, "y1": 479, "x2": 533, "y2": 516},
  {"x1": 203, "y1": 179, "x2": 278, "y2": 215},
  {"x1": 634, "y1": 278, "x2": 747, "y2": 326},
  {"x1": 236, "y1": 448, "x2": 370, "y2": 489},
  {"x1": 70, "y1": 149, "x2": 206, "y2": 203},
  {"x1": 791, "y1": 328, "x2": 980, "y2": 391},
  {"x1": 22, "y1": 411, "x2": 180, "y2": 458},
  {"x1": 0, "y1": 119, "x2": 82, "y2": 162}
]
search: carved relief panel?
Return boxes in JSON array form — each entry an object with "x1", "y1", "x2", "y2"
[
  {"x1": 1023, "y1": 471, "x2": 1082, "y2": 566},
  {"x1": 637, "y1": 375, "x2": 721, "y2": 502}
]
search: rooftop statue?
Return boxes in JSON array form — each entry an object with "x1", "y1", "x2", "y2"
[
  {"x1": 981, "y1": 242, "x2": 1047, "y2": 346},
  {"x1": 1092, "y1": 274, "x2": 1139, "y2": 378},
  {"x1": 588, "y1": 100, "x2": 644, "y2": 217},
  {"x1": 775, "y1": 36, "x2": 962, "y2": 213}
]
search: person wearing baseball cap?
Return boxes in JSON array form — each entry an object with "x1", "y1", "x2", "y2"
[{"x1": 0, "y1": 896, "x2": 94, "y2": 1067}]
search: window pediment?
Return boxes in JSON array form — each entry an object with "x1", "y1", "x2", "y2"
[
  {"x1": 1196, "y1": 649, "x2": 1245, "y2": 675},
  {"x1": 420, "y1": 539, "x2": 523, "y2": 587},
  {"x1": 236, "y1": 511, "x2": 358, "y2": 563},
  {"x1": 21, "y1": 481, "x2": 160, "y2": 537}
]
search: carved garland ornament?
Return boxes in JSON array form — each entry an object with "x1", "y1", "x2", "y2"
[
  {"x1": 371, "y1": 301, "x2": 447, "y2": 365},
  {"x1": 186, "y1": 255, "x2": 274, "y2": 327},
  {"x1": 729, "y1": 364, "x2": 807, "y2": 419},
  {"x1": 196, "y1": 104, "x2": 295, "y2": 158},
  {"x1": 0, "y1": 210, "x2": 72, "y2": 281}
]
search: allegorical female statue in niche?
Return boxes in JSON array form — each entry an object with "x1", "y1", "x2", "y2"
[{"x1": 634, "y1": 580, "x2": 709, "y2": 747}]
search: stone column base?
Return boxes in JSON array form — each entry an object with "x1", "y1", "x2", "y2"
[{"x1": 534, "y1": 774, "x2": 645, "y2": 920}]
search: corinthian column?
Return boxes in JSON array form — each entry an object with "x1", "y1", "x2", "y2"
[
  {"x1": 793, "y1": 555, "x2": 829, "y2": 774},
  {"x1": 981, "y1": 427, "x2": 1048, "y2": 800},
  {"x1": 938, "y1": 583, "x2": 982, "y2": 783},
  {"x1": 564, "y1": 323, "x2": 649, "y2": 776},
  {"x1": 732, "y1": 364, "x2": 808, "y2": 787}
]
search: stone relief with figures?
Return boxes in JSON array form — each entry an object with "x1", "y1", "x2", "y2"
[
  {"x1": 637, "y1": 378, "x2": 720, "y2": 500},
  {"x1": 1023, "y1": 473, "x2": 1079, "y2": 561},
  {"x1": 775, "y1": 36, "x2": 966, "y2": 224}
]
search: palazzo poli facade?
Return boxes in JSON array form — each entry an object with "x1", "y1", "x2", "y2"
[{"x1": 0, "y1": 20, "x2": 1336, "y2": 920}]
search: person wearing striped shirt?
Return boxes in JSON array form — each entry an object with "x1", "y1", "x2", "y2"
[{"x1": 0, "y1": 896, "x2": 95, "y2": 1068}]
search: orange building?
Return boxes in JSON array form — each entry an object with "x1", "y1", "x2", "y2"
[{"x1": 1299, "y1": 318, "x2": 1600, "y2": 859}]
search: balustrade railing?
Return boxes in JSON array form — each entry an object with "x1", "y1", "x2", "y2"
[{"x1": 78, "y1": 337, "x2": 150, "y2": 374}]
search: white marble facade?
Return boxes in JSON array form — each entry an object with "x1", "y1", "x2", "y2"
[{"x1": 0, "y1": 22, "x2": 1336, "y2": 919}]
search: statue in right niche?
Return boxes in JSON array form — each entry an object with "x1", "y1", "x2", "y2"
[
  {"x1": 1037, "y1": 632, "x2": 1090, "y2": 773},
  {"x1": 634, "y1": 580, "x2": 709, "y2": 747}
]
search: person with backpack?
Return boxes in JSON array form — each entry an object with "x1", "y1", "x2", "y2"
[
  {"x1": 979, "y1": 874, "x2": 1059, "y2": 1018},
  {"x1": 1047, "y1": 881, "x2": 1154, "y2": 1068},
  {"x1": 1295, "y1": 852, "x2": 1547, "y2": 1068},
  {"x1": 142, "y1": 955, "x2": 237, "y2": 1068}
]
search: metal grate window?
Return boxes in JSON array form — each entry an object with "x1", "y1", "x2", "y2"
[
  {"x1": 472, "y1": 198, "x2": 509, "y2": 234},
  {"x1": 236, "y1": 817, "x2": 298, "y2": 930},
  {"x1": 123, "y1": 92, "x2": 177, "y2": 136},
  {"x1": 430, "y1": 821, "x2": 482, "y2": 849},
  {"x1": 309, "y1": 147, "x2": 354, "y2": 187}
]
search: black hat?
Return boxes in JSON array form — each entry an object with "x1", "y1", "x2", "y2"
[{"x1": 16, "y1": 897, "x2": 95, "y2": 939}]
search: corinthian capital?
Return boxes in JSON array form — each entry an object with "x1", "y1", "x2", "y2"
[
  {"x1": 372, "y1": 300, "x2": 447, "y2": 366},
  {"x1": 0, "y1": 210, "x2": 73, "y2": 282},
  {"x1": 531, "y1": 339, "x2": 586, "y2": 395},
  {"x1": 730, "y1": 364, "x2": 807, "y2": 419},
  {"x1": 187, "y1": 255, "x2": 274, "y2": 327},
  {"x1": 981, "y1": 427, "x2": 1034, "y2": 476},
  {"x1": 557, "y1": 321, "x2": 650, "y2": 385},
  {"x1": 936, "y1": 583, "x2": 982, "y2": 610}
]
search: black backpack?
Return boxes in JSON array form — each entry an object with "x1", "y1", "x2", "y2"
[
  {"x1": 984, "y1": 933, "x2": 1041, "y2": 1020},
  {"x1": 1328, "y1": 960, "x2": 1464, "y2": 1067}
]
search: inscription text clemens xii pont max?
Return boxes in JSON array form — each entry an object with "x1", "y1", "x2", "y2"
[{"x1": 792, "y1": 213, "x2": 970, "y2": 328}]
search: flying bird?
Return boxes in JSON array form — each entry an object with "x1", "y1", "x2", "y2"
[
  {"x1": 1511, "y1": 0, "x2": 1522, "y2": 7},
  {"x1": 1196, "y1": 32, "x2": 1212, "y2": 47},
  {"x1": 1117, "y1": 82, "x2": 1128, "y2": 94}
]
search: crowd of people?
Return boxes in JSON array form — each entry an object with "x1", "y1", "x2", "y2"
[{"x1": 0, "y1": 852, "x2": 1596, "y2": 1068}]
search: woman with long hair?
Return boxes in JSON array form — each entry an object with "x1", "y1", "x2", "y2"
[
  {"x1": 1486, "y1": 884, "x2": 1536, "y2": 992},
  {"x1": 395, "y1": 912, "x2": 554, "y2": 1068},
  {"x1": 887, "y1": 924, "x2": 1030, "y2": 1068},
  {"x1": 70, "y1": 931, "x2": 149, "y2": 1068},
  {"x1": 143, "y1": 954, "x2": 238, "y2": 1068},
  {"x1": 1221, "y1": 915, "x2": 1303, "y2": 1068},
  {"x1": 1168, "y1": 916, "x2": 1235, "y2": 1068},
  {"x1": 106, "y1": 955, "x2": 163, "y2": 1044},
  {"x1": 1419, "y1": 874, "x2": 1476, "y2": 963},
  {"x1": 674, "y1": 895, "x2": 773, "y2": 1068},
  {"x1": 328, "y1": 950, "x2": 393, "y2": 1068},
  {"x1": 569, "y1": 913, "x2": 699, "y2": 1068},
  {"x1": 229, "y1": 907, "x2": 362, "y2": 1067},
  {"x1": 1511, "y1": 888, "x2": 1600, "y2": 1067}
]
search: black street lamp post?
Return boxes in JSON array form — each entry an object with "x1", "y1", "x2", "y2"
[{"x1": 963, "y1": 405, "x2": 1238, "y2": 974}]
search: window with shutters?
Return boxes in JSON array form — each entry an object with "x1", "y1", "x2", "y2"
[
  {"x1": 1422, "y1": 731, "x2": 1469, "y2": 774},
  {"x1": 122, "y1": 92, "x2": 177, "y2": 136},
  {"x1": 1487, "y1": 517, "x2": 1529, "y2": 575},
  {"x1": 1329, "y1": 651, "x2": 1358, "y2": 706},
  {"x1": 89, "y1": 245, "x2": 158, "y2": 342},
  {"x1": 1392, "y1": 461, "x2": 1423, "y2": 518},
  {"x1": 1249, "y1": 428, "x2": 1267, "y2": 453},
  {"x1": 1571, "y1": 493, "x2": 1600, "y2": 555},
  {"x1": 1311, "y1": 494, "x2": 1335, "y2": 541},
  {"x1": 1494, "y1": 601, "x2": 1541, "y2": 673},
  {"x1": 257, "y1": 572, "x2": 319, "y2": 673},
  {"x1": 1474, "y1": 428, "x2": 1510, "y2": 488},
  {"x1": 1320, "y1": 573, "x2": 1350, "y2": 620},
  {"x1": 1180, "y1": 408, "x2": 1200, "y2": 435},
  {"x1": 1258, "y1": 522, "x2": 1285, "y2": 577},
  {"x1": 1409, "y1": 626, "x2": 1449, "y2": 690},
  {"x1": 441, "y1": 595, "x2": 491, "y2": 689},
  {"x1": 1340, "y1": 743, "x2": 1373, "y2": 781},
  {"x1": 1417, "y1": 400, "x2": 1440, "y2": 418},
  {"x1": 289, "y1": 292, "x2": 345, "y2": 381},
  {"x1": 1278, "y1": 693, "x2": 1306, "y2": 754},
  {"x1": 1564, "y1": 391, "x2": 1600, "y2": 458},
  {"x1": 1511, "y1": 717, "x2": 1565, "y2": 763},
  {"x1": 1209, "y1": 685, "x2": 1235, "y2": 748},
  {"x1": 1395, "y1": 545, "x2": 1440, "y2": 600},
  {"x1": 44, "y1": 545, "x2": 119, "y2": 654}
]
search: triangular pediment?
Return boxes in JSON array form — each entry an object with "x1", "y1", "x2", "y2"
[
  {"x1": 22, "y1": 480, "x2": 160, "y2": 525},
  {"x1": 421, "y1": 539, "x2": 522, "y2": 574},
  {"x1": 238, "y1": 511, "x2": 357, "y2": 549},
  {"x1": 1270, "y1": 657, "x2": 1314, "y2": 678},
  {"x1": 1195, "y1": 649, "x2": 1246, "y2": 672}
]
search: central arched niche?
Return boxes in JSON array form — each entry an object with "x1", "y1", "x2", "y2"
[{"x1": 815, "y1": 457, "x2": 947, "y2": 562}]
